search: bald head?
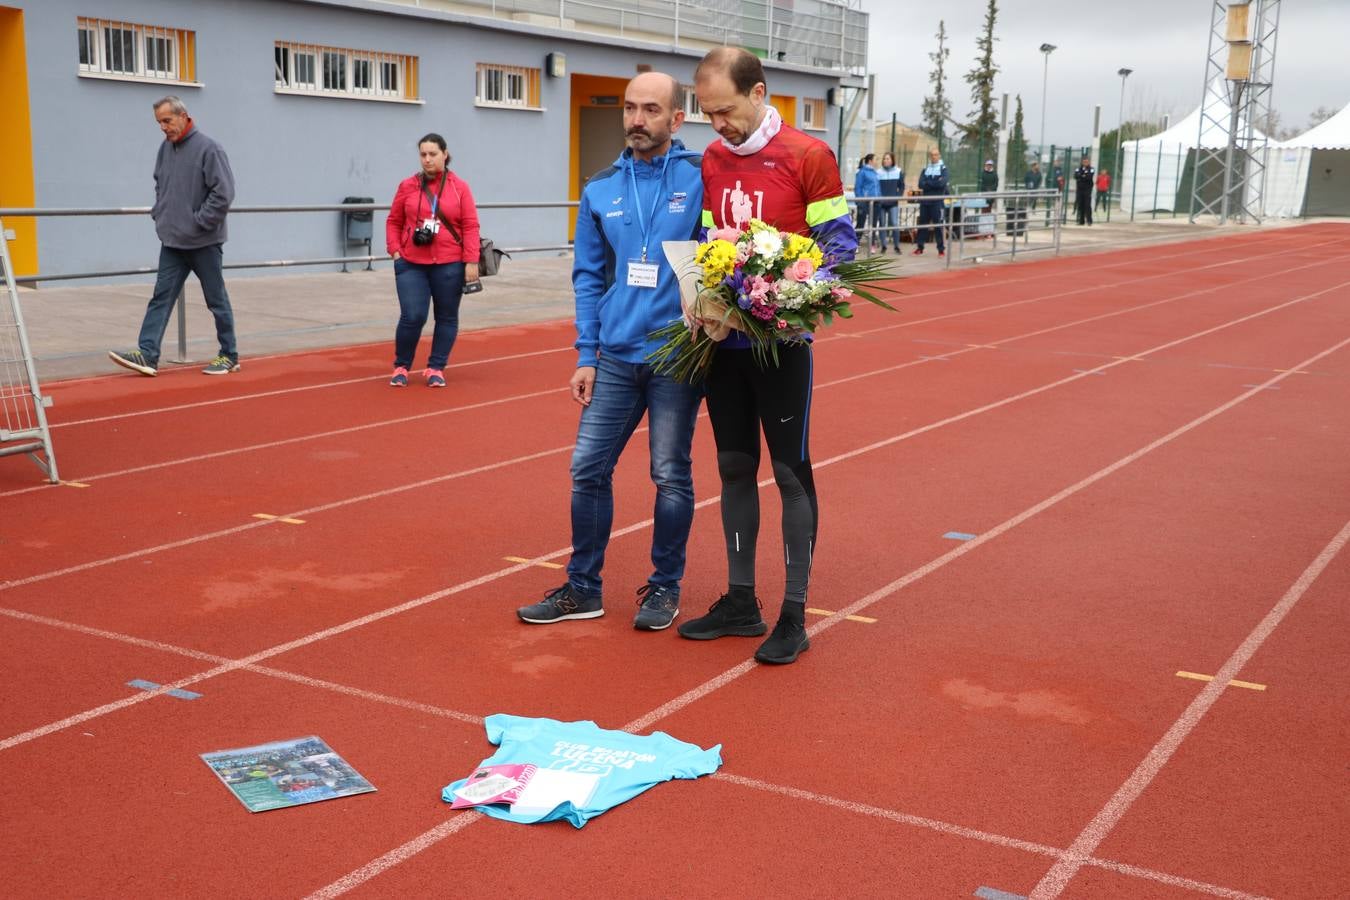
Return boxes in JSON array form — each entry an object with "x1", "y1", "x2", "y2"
[
  {"x1": 629, "y1": 71, "x2": 681, "y2": 110},
  {"x1": 624, "y1": 71, "x2": 685, "y2": 161},
  {"x1": 694, "y1": 47, "x2": 766, "y2": 96}
]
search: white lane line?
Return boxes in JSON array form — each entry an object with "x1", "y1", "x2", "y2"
[
  {"x1": 42, "y1": 230, "x2": 1308, "y2": 432},
  {"x1": 0, "y1": 443, "x2": 574, "y2": 592},
  {"x1": 301, "y1": 333, "x2": 1346, "y2": 898},
  {"x1": 1027, "y1": 519, "x2": 1350, "y2": 899},
  {"x1": 715, "y1": 773, "x2": 1268, "y2": 900},
  {"x1": 51, "y1": 346, "x2": 571, "y2": 430},
  {"x1": 0, "y1": 606, "x2": 484, "y2": 726},
  {"x1": 0, "y1": 385, "x2": 565, "y2": 500},
  {"x1": 0, "y1": 606, "x2": 1266, "y2": 900},
  {"x1": 6, "y1": 272, "x2": 1347, "y2": 598},
  {"x1": 10, "y1": 241, "x2": 1344, "y2": 510}
]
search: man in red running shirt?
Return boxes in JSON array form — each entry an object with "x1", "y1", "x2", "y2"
[{"x1": 674, "y1": 47, "x2": 857, "y2": 665}]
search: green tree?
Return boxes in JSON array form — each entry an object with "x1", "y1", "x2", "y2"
[
  {"x1": 962, "y1": 0, "x2": 1000, "y2": 154},
  {"x1": 920, "y1": 20, "x2": 952, "y2": 150},
  {"x1": 1008, "y1": 94, "x2": 1028, "y2": 173}
]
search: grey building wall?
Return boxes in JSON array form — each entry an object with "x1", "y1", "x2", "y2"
[{"x1": 13, "y1": 0, "x2": 844, "y2": 281}]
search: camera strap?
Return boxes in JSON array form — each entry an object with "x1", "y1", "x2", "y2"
[{"x1": 416, "y1": 170, "x2": 448, "y2": 225}]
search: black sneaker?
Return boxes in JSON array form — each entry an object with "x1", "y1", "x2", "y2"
[
  {"x1": 633, "y1": 583, "x2": 680, "y2": 631},
  {"x1": 677, "y1": 587, "x2": 767, "y2": 640},
  {"x1": 516, "y1": 584, "x2": 603, "y2": 624},
  {"x1": 754, "y1": 604, "x2": 810, "y2": 664},
  {"x1": 108, "y1": 349, "x2": 156, "y2": 376}
]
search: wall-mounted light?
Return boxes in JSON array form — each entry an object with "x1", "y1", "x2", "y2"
[{"x1": 545, "y1": 52, "x2": 566, "y2": 78}]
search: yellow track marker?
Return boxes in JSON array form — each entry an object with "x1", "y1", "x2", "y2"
[
  {"x1": 505, "y1": 556, "x2": 564, "y2": 570},
  {"x1": 61, "y1": 481, "x2": 90, "y2": 488},
  {"x1": 967, "y1": 343, "x2": 997, "y2": 349},
  {"x1": 1175, "y1": 671, "x2": 1266, "y2": 691},
  {"x1": 1273, "y1": 369, "x2": 1309, "y2": 374},
  {"x1": 806, "y1": 607, "x2": 877, "y2": 624},
  {"x1": 1113, "y1": 356, "x2": 1145, "y2": 361},
  {"x1": 252, "y1": 513, "x2": 306, "y2": 525}
]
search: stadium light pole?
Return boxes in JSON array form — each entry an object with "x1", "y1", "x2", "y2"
[
  {"x1": 1039, "y1": 43, "x2": 1057, "y2": 163},
  {"x1": 1111, "y1": 67, "x2": 1133, "y2": 221}
]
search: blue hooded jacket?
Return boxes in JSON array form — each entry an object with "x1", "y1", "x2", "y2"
[{"x1": 573, "y1": 140, "x2": 703, "y2": 367}]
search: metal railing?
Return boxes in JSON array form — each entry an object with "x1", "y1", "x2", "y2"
[
  {"x1": 849, "y1": 190, "x2": 1062, "y2": 269},
  {"x1": 0, "y1": 200, "x2": 580, "y2": 363}
]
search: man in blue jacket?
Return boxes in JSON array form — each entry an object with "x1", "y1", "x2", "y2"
[
  {"x1": 517, "y1": 72, "x2": 704, "y2": 631},
  {"x1": 914, "y1": 146, "x2": 949, "y2": 256},
  {"x1": 109, "y1": 96, "x2": 238, "y2": 376}
]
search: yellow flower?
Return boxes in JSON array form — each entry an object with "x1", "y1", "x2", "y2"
[{"x1": 696, "y1": 239, "x2": 737, "y2": 281}]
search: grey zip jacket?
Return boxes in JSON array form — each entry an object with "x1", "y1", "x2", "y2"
[{"x1": 151, "y1": 126, "x2": 235, "y2": 248}]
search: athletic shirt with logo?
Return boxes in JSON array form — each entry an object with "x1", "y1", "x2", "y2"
[
  {"x1": 441, "y1": 714, "x2": 722, "y2": 828},
  {"x1": 700, "y1": 123, "x2": 849, "y2": 237}
]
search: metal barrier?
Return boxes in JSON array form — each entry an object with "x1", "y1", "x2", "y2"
[
  {"x1": 0, "y1": 225, "x2": 58, "y2": 482},
  {"x1": 849, "y1": 190, "x2": 1062, "y2": 268},
  {"x1": 0, "y1": 200, "x2": 579, "y2": 363}
]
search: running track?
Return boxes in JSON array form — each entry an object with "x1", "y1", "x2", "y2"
[{"x1": 1, "y1": 224, "x2": 1347, "y2": 898}]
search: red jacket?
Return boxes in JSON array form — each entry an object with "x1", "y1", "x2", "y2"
[
  {"x1": 386, "y1": 170, "x2": 480, "y2": 265},
  {"x1": 1096, "y1": 172, "x2": 1111, "y2": 192}
]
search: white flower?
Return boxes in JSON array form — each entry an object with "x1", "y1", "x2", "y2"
[
  {"x1": 775, "y1": 279, "x2": 806, "y2": 309},
  {"x1": 751, "y1": 229, "x2": 783, "y2": 260}
]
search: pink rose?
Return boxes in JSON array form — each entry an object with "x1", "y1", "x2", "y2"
[
  {"x1": 776, "y1": 319, "x2": 789, "y2": 330},
  {"x1": 830, "y1": 285, "x2": 854, "y2": 299},
  {"x1": 787, "y1": 258, "x2": 816, "y2": 282}
]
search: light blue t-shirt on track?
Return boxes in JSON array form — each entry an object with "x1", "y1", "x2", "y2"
[{"x1": 441, "y1": 714, "x2": 722, "y2": 828}]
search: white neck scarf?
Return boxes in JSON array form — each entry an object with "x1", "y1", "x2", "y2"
[{"x1": 722, "y1": 104, "x2": 782, "y2": 156}]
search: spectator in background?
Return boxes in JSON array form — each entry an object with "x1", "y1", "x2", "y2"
[
  {"x1": 1073, "y1": 154, "x2": 1096, "y2": 225},
  {"x1": 1095, "y1": 168, "x2": 1112, "y2": 212},
  {"x1": 875, "y1": 152, "x2": 904, "y2": 253},
  {"x1": 979, "y1": 159, "x2": 999, "y2": 193},
  {"x1": 109, "y1": 96, "x2": 239, "y2": 377},
  {"x1": 1024, "y1": 160, "x2": 1043, "y2": 210},
  {"x1": 853, "y1": 153, "x2": 880, "y2": 253},
  {"x1": 385, "y1": 132, "x2": 480, "y2": 387},
  {"x1": 914, "y1": 146, "x2": 948, "y2": 256}
]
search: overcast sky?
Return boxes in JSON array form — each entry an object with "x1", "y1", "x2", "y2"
[{"x1": 864, "y1": 0, "x2": 1348, "y2": 144}]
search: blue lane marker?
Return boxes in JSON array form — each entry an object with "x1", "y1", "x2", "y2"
[
  {"x1": 943, "y1": 531, "x2": 977, "y2": 541},
  {"x1": 126, "y1": 679, "x2": 201, "y2": 701},
  {"x1": 975, "y1": 888, "x2": 1028, "y2": 900}
]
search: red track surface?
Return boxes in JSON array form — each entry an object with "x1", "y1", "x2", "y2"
[{"x1": 2, "y1": 225, "x2": 1348, "y2": 899}]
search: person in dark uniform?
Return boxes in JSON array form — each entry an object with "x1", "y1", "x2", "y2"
[
  {"x1": 914, "y1": 146, "x2": 948, "y2": 256},
  {"x1": 1024, "y1": 161, "x2": 1043, "y2": 210},
  {"x1": 1073, "y1": 154, "x2": 1095, "y2": 225},
  {"x1": 978, "y1": 159, "x2": 999, "y2": 193}
]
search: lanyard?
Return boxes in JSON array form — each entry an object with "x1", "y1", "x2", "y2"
[
  {"x1": 627, "y1": 154, "x2": 668, "y2": 263},
  {"x1": 419, "y1": 170, "x2": 447, "y2": 220}
]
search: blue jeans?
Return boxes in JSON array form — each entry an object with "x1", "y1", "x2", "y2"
[
  {"x1": 137, "y1": 244, "x2": 236, "y2": 366},
  {"x1": 877, "y1": 203, "x2": 900, "y2": 249},
  {"x1": 567, "y1": 354, "x2": 703, "y2": 598},
  {"x1": 393, "y1": 259, "x2": 464, "y2": 369}
]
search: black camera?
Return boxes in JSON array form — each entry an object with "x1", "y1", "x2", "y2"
[{"x1": 411, "y1": 224, "x2": 435, "y2": 246}]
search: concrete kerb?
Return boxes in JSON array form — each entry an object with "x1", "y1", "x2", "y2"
[{"x1": 18, "y1": 218, "x2": 1324, "y2": 382}]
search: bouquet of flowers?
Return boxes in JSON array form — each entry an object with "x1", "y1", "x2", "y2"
[{"x1": 648, "y1": 219, "x2": 898, "y2": 382}]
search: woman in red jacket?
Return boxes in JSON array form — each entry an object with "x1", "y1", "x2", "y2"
[{"x1": 385, "y1": 133, "x2": 480, "y2": 387}]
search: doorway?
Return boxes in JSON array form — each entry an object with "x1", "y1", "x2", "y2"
[
  {"x1": 570, "y1": 73, "x2": 629, "y2": 240},
  {"x1": 0, "y1": 6, "x2": 37, "y2": 275}
]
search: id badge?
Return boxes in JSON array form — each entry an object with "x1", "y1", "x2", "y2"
[{"x1": 626, "y1": 259, "x2": 659, "y2": 288}]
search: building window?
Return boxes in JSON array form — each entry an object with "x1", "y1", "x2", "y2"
[
  {"x1": 803, "y1": 98, "x2": 826, "y2": 131},
  {"x1": 274, "y1": 42, "x2": 418, "y2": 102},
  {"x1": 681, "y1": 84, "x2": 707, "y2": 123},
  {"x1": 475, "y1": 63, "x2": 541, "y2": 110},
  {"x1": 77, "y1": 17, "x2": 195, "y2": 83}
]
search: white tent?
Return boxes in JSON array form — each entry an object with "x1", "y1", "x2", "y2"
[
  {"x1": 1275, "y1": 103, "x2": 1350, "y2": 216},
  {"x1": 1118, "y1": 80, "x2": 1270, "y2": 215}
]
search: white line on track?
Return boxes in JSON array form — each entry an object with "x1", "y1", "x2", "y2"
[
  {"x1": 11, "y1": 290, "x2": 1342, "y2": 895},
  {"x1": 50, "y1": 346, "x2": 571, "y2": 430},
  {"x1": 301, "y1": 320, "x2": 1350, "y2": 899},
  {"x1": 0, "y1": 599, "x2": 1263, "y2": 899},
  {"x1": 43, "y1": 228, "x2": 1310, "y2": 432},
  {"x1": 1027, "y1": 519, "x2": 1350, "y2": 898},
  {"x1": 7, "y1": 238, "x2": 1343, "y2": 508}
]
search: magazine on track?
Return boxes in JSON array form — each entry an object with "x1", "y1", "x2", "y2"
[{"x1": 200, "y1": 735, "x2": 376, "y2": 813}]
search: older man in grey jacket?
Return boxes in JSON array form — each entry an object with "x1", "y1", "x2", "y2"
[{"x1": 110, "y1": 96, "x2": 239, "y2": 376}]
